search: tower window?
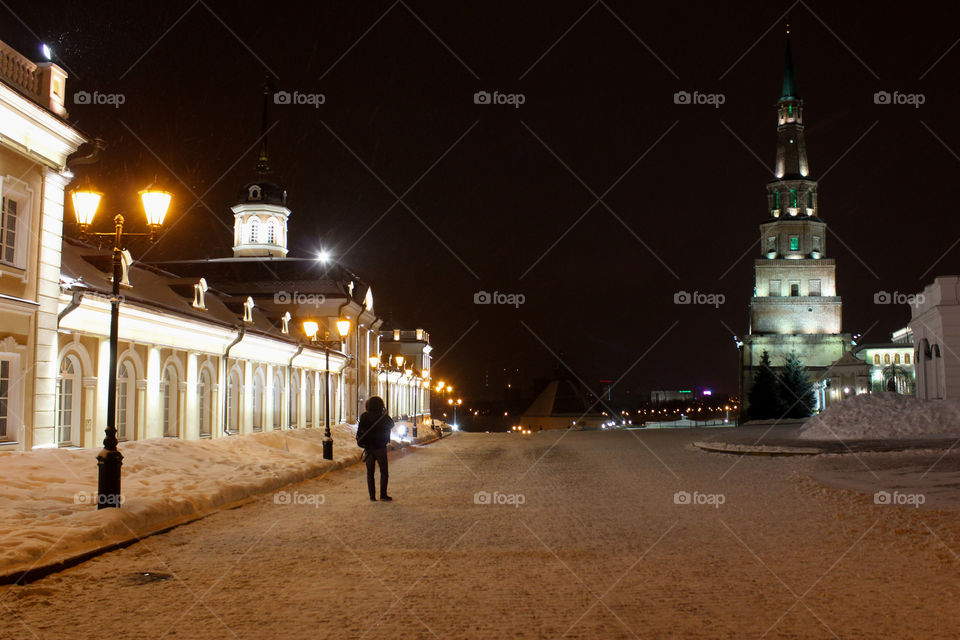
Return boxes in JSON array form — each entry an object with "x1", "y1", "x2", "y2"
[
  {"x1": 769, "y1": 280, "x2": 781, "y2": 297},
  {"x1": 267, "y1": 221, "x2": 276, "y2": 244},
  {"x1": 773, "y1": 192, "x2": 780, "y2": 209},
  {"x1": 789, "y1": 281, "x2": 800, "y2": 296},
  {"x1": 789, "y1": 236, "x2": 799, "y2": 251},
  {"x1": 766, "y1": 236, "x2": 776, "y2": 250},
  {"x1": 249, "y1": 220, "x2": 259, "y2": 244},
  {"x1": 808, "y1": 279, "x2": 821, "y2": 296},
  {"x1": 807, "y1": 191, "x2": 814, "y2": 208},
  {"x1": 789, "y1": 189, "x2": 798, "y2": 208}
]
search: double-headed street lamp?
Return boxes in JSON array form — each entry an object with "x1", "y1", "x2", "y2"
[
  {"x1": 447, "y1": 397, "x2": 463, "y2": 428},
  {"x1": 71, "y1": 185, "x2": 172, "y2": 509},
  {"x1": 303, "y1": 318, "x2": 351, "y2": 460}
]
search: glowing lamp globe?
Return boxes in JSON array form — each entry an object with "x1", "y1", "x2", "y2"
[
  {"x1": 302, "y1": 320, "x2": 319, "y2": 339},
  {"x1": 139, "y1": 189, "x2": 172, "y2": 228},
  {"x1": 71, "y1": 189, "x2": 102, "y2": 228},
  {"x1": 368, "y1": 356, "x2": 380, "y2": 369},
  {"x1": 336, "y1": 319, "x2": 351, "y2": 338},
  {"x1": 394, "y1": 355, "x2": 404, "y2": 367}
]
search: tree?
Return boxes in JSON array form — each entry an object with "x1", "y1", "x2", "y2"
[
  {"x1": 778, "y1": 352, "x2": 816, "y2": 418},
  {"x1": 748, "y1": 351, "x2": 786, "y2": 420}
]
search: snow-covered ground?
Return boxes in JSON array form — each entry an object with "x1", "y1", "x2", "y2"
[
  {"x1": 1, "y1": 429, "x2": 958, "y2": 639},
  {"x1": 799, "y1": 392, "x2": 960, "y2": 440},
  {"x1": 0, "y1": 421, "x2": 432, "y2": 579}
]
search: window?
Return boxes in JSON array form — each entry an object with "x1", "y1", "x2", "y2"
[
  {"x1": 874, "y1": 354, "x2": 880, "y2": 365},
  {"x1": 789, "y1": 236, "x2": 800, "y2": 251},
  {"x1": 227, "y1": 369, "x2": 241, "y2": 434},
  {"x1": 288, "y1": 373, "x2": 299, "y2": 428},
  {"x1": 249, "y1": 220, "x2": 259, "y2": 244},
  {"x1": 894, "y1": 353, "x2": 901, "y2": 364},
  {"x1": 252, "y1": 372, "x2": 263, "y2": 432},
  {"x1": 807, "y1": 191, "x2": 814, "y2": 208},
  {"x1": 789, "y1": 189, "x2": 798, "y2": 208},
  {"x1": 56, "y1": 356, "x2": 80, "y2": 445},
  {"x1": 769, "y1": 280, "x2": 781, "y2": 297},
  {"x1": 117, "y1": 361, "x2": 133, "y2": 441},
  {"x1": 812, "y1": 236, "x2": 821, "y2": 252},
  {"x1": 789, "y1": 282, "x2": 800, "y2": 297},
  {"x1": 904, "y1": 353, "x2": 911, "y2": 365},
  {"x1": 1, "y1": 197, "x2": 18, "y2": 265},
  {"x1": 267, "y1": 221, "x2": 276, "y2": 244},
  {"x1": 884, "y1": 354, "x2": 890, "y2": 364},
  {"x1": 304, "y1": 374, "x2": 314, "y2": 426},
  {"x1": 162, "y1": 365, "x2": 179, "y2": 437},
  {"x1": 773, "y1": 192, "x2": 780, "y2": 209},
  {"x1": 0, "y1": 360, "x2": 8, "y2": 440},
  {"x1": 766, "y1": 236, "x2": 776, "y2": 250},
  {"x1": 808, "y1": 279, "x2": 821, "y2": 296},
  {"x1": 273, "y1": 373, "x2": 283, "y2": 428},
  {"x1": 198, "y1": 368, "x2": 212, "y2": 438}
]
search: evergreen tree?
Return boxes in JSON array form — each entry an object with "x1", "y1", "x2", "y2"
[
  {"x1": 748, "y1": 351, "x2": 785, "y2": 420},
  {"x1": 778, "y1": 352, "x2": 816, "y2": 418}
]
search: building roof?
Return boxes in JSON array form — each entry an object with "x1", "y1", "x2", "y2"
[
  {"x1": 522, "y1": 379, "x2": 603, "y2": 418},
  {"x1": 780, "y1": 34, "x2": 798, "y2": 100}
]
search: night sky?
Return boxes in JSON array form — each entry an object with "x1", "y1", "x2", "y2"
[{"x1": 6, "y1": 1, "x2": 960, "y2": 403}]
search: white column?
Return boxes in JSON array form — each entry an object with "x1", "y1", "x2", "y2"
[
  {"x1": 145, "y1": 347, "x2": 161, "y2": 439},
  {"x1": 95, "y1": 338, "x2": 109, "y2": 434},
  {"x1": 185, "y1": 353, "x2": 199, "y2": 440},
  {"x1": 265, "y1": 364, "x2": 274, "y2": 430},
  {"x1": 242, "y1": 360, "x2": 253, "y2": 433}
]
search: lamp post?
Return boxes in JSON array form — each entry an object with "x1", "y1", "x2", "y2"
[
  {"x1": 71, "y1": 185, "x2": 172, "y2": 509},
  {"x1": 393, "y1": 356, "x2": 405, "y2": 419},
  {"x1": 448, "y1": 397, "x2": 462, "y2": 429},
  {"x1": 303, "y1": 318, "x2": 351, "y2": 460}
]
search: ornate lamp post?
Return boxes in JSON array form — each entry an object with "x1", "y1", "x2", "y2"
[
  {"x1": 303, "y1": 318, "x2": 351, "y2": 460},
  {"x1": 448, "y1": 397, "x2": 463, "y2": 429},
  {"x1": 71, "y1": 185, "x2": 172, "y2": 509}
]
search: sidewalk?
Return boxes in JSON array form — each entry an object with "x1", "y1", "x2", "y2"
[
  {"x1": 0, "y1": 422, "x2": 446, "y2": 584},
  {"x1": 694, "y1": 423, "x2": 960, "y2": 455}
]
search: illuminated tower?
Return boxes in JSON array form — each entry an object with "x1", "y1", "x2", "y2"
[
  {"x1": 232, "y1": 81, "x2": 290, "y2": 258},
  {"x1": 739, "y1": 31, "x2": 851, "y2": 415}
]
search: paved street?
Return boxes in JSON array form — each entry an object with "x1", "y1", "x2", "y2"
[{"x1": 2, "y1": 429, "x2": 958, "y2": 639}]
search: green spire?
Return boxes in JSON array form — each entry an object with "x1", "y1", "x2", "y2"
[{"x1": 780, "y1": 26, "x2": 798, "y2": 100}]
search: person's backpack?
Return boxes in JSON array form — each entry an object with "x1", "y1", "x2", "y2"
[{"x1": 356, "y1": 413, "x2": 377, "y2": 448}]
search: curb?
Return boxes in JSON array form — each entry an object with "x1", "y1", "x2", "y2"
[
  {"x1": 693, "y1": 441, "x2": 824, "y2": 456},
  {"x1": 0, "y1": 435, "x2": 447, "y2": 586}
]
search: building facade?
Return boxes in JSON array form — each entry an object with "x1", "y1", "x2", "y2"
[
  {"x1": 739, "y1": 35, "x2": 851, "y2": 416},
  {"x1": 0, "y1": 37, "x2": 432, "y2": 451},
  {"x1": 0, "y1": 39, "x2": 85, "y2": 450},
  {"x1": 909, "y1": 276, "x2": 960, "y2": 400}
]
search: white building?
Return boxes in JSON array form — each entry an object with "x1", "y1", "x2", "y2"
[
  {"x1": 0, "y1": 36, "x2": 431, "y2": 451},
  {"x1": 0, "y1": 38, "x2": 85, "y2": 450},
  {"x1": 909, "y1": 276, "x2": 960, "y2": 400}
]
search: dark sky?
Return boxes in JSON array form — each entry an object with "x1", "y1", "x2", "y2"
[{"x1": 6, "y1": 1, "x2": 960, "y2": 402}]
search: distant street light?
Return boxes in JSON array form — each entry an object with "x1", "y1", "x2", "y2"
[
  {"x1": 71, "y1": 184, "x2": 172, "y2": 509},
  {"x1": 303, "y1": 318, "x2": 351, "y2": 459}
]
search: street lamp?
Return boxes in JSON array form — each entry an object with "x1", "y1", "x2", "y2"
[
  {"x1": 303, "y1": 318, "x2": 351, "y2": 460},
  {"x1": 71, "y1": 184, "x2": 172, "y2": 509},
  {"x1": 447, "y1": 397, "x2": 462, "y2": 429}
]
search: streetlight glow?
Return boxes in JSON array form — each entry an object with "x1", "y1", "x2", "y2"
[
  {"x1": 139, "y1": 188, "x2": 173, "y2": 228},
  {"x1": 302, "y1": 320, "x2": 319, "y2": 339},
  {"x1": 71, "y1": 189, "x2": 102, "y2": 228},
  {"x1": 336, "y1": 319, "x2": 351, "y2": 338}
]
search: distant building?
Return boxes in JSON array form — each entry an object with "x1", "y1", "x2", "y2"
[
  {"x1": 377, "y1": 328, "x2": 432, "y2": 419},
  {"x1": 517, "y1": 379, "x2": 606, "y2": 431},
  {"x1": 909, "y1": 276, "x2": 960, "y2": 400},
  {"x1": 819, "y1": 328, "x2": 915, "y2": 407},
  {"x1": 739, "y1": 32, "x2": 851, "y2": 416},
  {"x1": 650, "y1": 389, "x2": 706, "y2": 403}
]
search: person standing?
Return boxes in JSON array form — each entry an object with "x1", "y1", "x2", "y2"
[{"x1": 356, "y1": 396, "x2": 394, "y2": 502}]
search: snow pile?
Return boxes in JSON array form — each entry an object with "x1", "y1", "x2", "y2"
[
  {"x1": 0, "y1": 423, "x2": 389, "y2": 578},
  {"x1": 798, "y1": 393, "x2": 960, "y2": 440}
]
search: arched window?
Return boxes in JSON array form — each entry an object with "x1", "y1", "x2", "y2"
[
  {"x1": 249, "y1": 220, "x2": 259, "y2": 244},
  {"x1": 304, "y1": 373, "x2": 314, "y2": 426},
  {"x1": 252, "y1": 371, "x2": 264, "y2": 432},
  {"x1": 162, "y1": 365, "x2": 179, "y2": 437},
  {"x1": 267, "y1": 221, "x2": 276, "y2": 245},
  {"x1": 874, "y1": 354, "x2": 880, "y2": 365},
  {"x1": 883, "y1": 354, "x2": 890, "y2": 364},
  {"x1": 56, "y1": 355, "x2": 80, "y2": 445},
  {"x1": 894, "y1": 353, "x2": 901, "y2": 364},
  {"x1": 117, "y1": 360, "x2": 133, "y2": 441},
  {"x1": 227, "y1": 369, "x2": 241, "y2": 434},
  {"x1": 198, "y1": 367, "x2": 213, "y2": 438},
  {"x1": 288, "y1": 372, "x2": 299, "y2": 428},
  {"x1": 273, "y1": 372, "x2": 283, "y2": 428},
  {"x1": 904, "y1": 353, "x2": 911, "y2": 365}
]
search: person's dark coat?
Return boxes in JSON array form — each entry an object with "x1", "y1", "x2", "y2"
[{"x1": 357, "y1": 410, "x2": 394, "y2": 449}]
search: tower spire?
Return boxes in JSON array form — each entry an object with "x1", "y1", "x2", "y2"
[
  {"x1": 781, "y1": 24, "x2": 798, "y2": 100},
  {"x1": 255, "y1": 76, "x2": 272, "y2": 176}
]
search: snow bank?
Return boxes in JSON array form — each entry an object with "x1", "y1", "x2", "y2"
[
  {"x1": 0, "y1": 423, "x2": 426, "y2": 579},
  {"x1": 798, "y1": 393, "x2": 960, "y2": 440}
]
